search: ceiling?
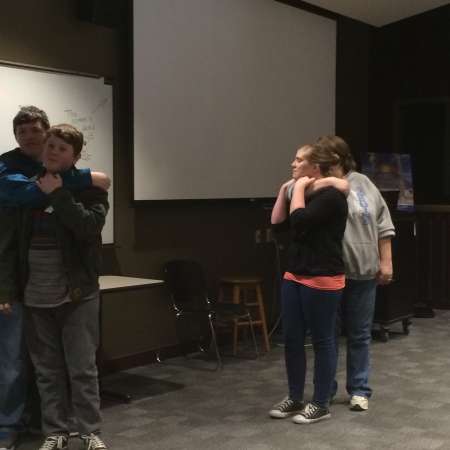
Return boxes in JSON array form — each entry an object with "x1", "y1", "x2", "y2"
[{"x1": 303, "y1": 0, "x2": 449, "y2": 26}]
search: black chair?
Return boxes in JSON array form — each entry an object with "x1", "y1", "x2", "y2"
[{"x1": 163, "y1": 260, "x2": 258, "y2": 369}]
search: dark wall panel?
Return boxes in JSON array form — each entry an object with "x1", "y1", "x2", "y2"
[
  {"x1": 369, "y1": 5, "x2": 450, "y2": 163},
  {"x1": 336, "y1": 17, "x2": 373, "y2": 163}
]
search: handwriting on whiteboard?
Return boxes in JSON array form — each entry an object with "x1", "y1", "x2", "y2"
[{"x1": 64, "y1": 109, "x2": 97, "y2": 161}]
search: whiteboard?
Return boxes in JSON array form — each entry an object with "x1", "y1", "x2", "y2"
[
  {"x1": 0, "y1": 64, "x2": 114, "y2": 243},
  {"x1": 134, "y1": 0, "x2": 335, "y2": 200}
]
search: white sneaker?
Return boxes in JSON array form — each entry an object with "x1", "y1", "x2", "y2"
[{"x1": 350, "y1": 395, "x2": 369, "y2": 411}]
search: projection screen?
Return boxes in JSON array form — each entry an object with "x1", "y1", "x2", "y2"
[{"x1": 133, "y1": 0, "x2": 336, "y2": 200}]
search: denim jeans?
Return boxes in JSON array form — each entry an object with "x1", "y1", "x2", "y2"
[
  {"x1": 333, "y1": 278, "x2": 377, "y2": 399},
  {"x1": 0, "y1": 303, "x2": 27, "y2": 434},
  {"x1": 281, "y1": 280, "x2": 341, "y2": 408}
]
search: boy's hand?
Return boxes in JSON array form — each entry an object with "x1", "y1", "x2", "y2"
[
  {"x1": 91, "y1": 171, "x2": 111, "y2": 191},
  {"x1": 37, "y1": 173, "x2": 63, "y2": 194},
  {"x1": 0, "y1": 302, "x2": 12, "y2": 315}
]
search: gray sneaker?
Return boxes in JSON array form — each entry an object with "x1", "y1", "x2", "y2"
[{"x1": 269, "y1": 397, "x2": 304, "y2": 419}]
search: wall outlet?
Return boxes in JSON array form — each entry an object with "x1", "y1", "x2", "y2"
[
  {"x1": 265, "y1": 228, "x2": 273, "y2": 242},
  {"x1": 255, "y1": 229, "x2": 262, "y2": 244}
]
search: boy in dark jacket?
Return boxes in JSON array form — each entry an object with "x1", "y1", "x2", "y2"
[{"x1": 19, "y1": 124, "x2": 109, "y2": 450}]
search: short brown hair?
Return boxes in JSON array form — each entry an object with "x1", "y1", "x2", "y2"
[
  {"x1": 13, "y1": 106, "x2": 50, "y2": 134},
  {"x1": 315, "y1": 135, "x2": 356, "y2": 174},
  {"x1": 46, "y1": 124, "x2": 84, "y2": 157}
]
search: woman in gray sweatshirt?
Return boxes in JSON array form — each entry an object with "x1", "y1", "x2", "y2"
[{"x1": 316, "y1": 135, "x2": 395, "y2": 412}]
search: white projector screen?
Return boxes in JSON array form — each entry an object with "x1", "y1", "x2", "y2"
[{"x1": 133, "y1": 0, "x2": 336, "y2": 200}]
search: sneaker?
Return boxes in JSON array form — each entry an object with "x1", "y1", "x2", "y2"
[
  {"x1": 292, "y1": 402, "x2": 331, "y2": 424},
  {"x1": 269, "y1": 397, "x2": 304, "y2": 419},
  {"x1": 0, "y1": 431, "x2": 19, "y2": 450},
  {"x1": 350, "y1": 395, "x2": 369, "y2": 411},
  {"x1": 81, "y1": 433, "x2": 108, "y2": 450},
  {"x1": 38, "y1": 435, "x2": 68, "y2": 450}
]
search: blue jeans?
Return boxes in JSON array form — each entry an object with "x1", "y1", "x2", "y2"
[
  {"x1": 281, "y1": 280, "x2": 341, "y2": 408},
  {"x1": 333, "y1": 278, "x2": 377, "y2": 398},
  {"x1": 0, "y1": 303, "x2": 27, "y2": 434}
]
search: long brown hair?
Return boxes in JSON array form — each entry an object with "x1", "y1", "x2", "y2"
[
  {"x1": 303, "y1": 142, "x2": 341, "y2": 177},
  {"x1": 315, "y1": 135, "x2": 356, "y2": 174}
]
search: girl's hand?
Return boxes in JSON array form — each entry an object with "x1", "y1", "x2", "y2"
[
  {"x1": 310, "y1": 177, "x2": 350, "y2": 196},
  {"x1": 295, "y1": 176, "x2": 315, "y2": 188}
]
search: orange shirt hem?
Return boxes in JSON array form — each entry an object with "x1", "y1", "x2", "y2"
[{"x1": 284, "y1": 272, "x2": 345, "y2": 291}]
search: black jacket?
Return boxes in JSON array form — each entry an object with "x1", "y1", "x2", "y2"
[
  {"x1": 17, "y1": 186, "x2": 109, "y2": 302},
  {"x1": 0, "y1": 149, "x2": 94, "y2": 303},
  {"x1": 273, "y1": 187, "x2": 348, "y2": 276}
]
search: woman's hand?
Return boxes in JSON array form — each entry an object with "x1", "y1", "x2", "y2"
[
  {"x1": 309, "y1": 177, "x2": 350, "y2": 196},
  {"x1": 289, "y1": 177, "x2": 315, "y2": 213},
  {"x1": 295, "y1": 176, "x2": 315, "y2": 189},
  {"x1": 377, "y1": 238, "x2": 393, "y2": 285},
  {"x1": 377, "y1": 260, "x2": 393, "y2": 285}
]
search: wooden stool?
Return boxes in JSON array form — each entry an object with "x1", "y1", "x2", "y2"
[{"x1": 219, "y1": 276, "x2": 270, "y2": 354}]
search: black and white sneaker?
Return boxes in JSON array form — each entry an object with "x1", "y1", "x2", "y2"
[
  {"x1": 38, "y1": 435, "x2": 68, "y2": 450},
  {"x1": 81, "y1": 433, "x2": 107, "y2": 450},
  {"x1": 269, "y1": 397, "x2": 304, "y2": 419},
  {"x1": 292, "y1": 402, "x2": 331, "y2": 424}
]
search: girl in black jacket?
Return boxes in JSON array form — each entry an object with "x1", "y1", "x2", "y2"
[{"x1": 269, "y1": 142, "x2": 348, "y2": 424}]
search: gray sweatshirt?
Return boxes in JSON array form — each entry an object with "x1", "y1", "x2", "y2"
[{"x1": 343, "y1": 171, "x2": 395, "y2": 280}]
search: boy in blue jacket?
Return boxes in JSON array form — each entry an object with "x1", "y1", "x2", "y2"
[{"x1": 0, "y1": 106, "x2": 109, "y2": 450}]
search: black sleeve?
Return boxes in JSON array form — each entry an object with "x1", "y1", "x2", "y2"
[
  {"x1": 271, "y1": 218, "x2": 291, "y2": 234},
  {"x1": 290, "y1": 188, "x2": 346, "y2": 234},
  {"x1": 48, "y1": 187, "x2": 109, "y2": 242},
  {"x1": 0, "y1": 207, "x2": 19, "y2": 302}
]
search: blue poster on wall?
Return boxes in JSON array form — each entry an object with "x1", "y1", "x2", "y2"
[{"x1": 361, "y1": 153, "x2": 415, "y2": 212}]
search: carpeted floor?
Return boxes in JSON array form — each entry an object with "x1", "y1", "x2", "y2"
[{"x1": 19, "y1": 310, "x2": 450, "y2": 450}]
